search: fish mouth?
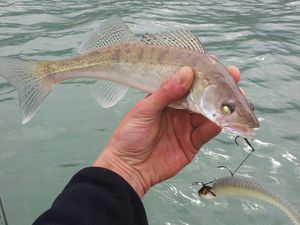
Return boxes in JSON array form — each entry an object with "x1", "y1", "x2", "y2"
[{"x1": 222, "y1": 123, "x2": 256, "y2": 138}]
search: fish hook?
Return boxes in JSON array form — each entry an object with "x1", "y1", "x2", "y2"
[
  {"x1": 244, "y1": 138, "x2": 255, "y2": 152},
  {"x1": 217, "y1": 137, "x2": 256, "y2": 176},
  {"x1": 217, "y1": 165, "x2": 234, "y2": 176},
  {"x1": 231, "y1": 138, "x2": 255, "y2": 175},
  {"x1": 235, "y1": 136, "x2": 240, "y2": 146},
  {"x1": 235, "y1": 136, "x2": 255, "y2": 152},
  {"x1": 193, "y1": 138, "x2": 256, "y2": 187}
]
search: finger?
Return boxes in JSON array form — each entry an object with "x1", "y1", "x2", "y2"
[
  {"x1": 139, "y1": 67, "x2": 194, "y2": 114},
  {"x1": 191, "y1": 121, "x2": 221, "y2": 149},
  {"x1": 227, "y1": 66, "x2": 240, "y2": 83}
]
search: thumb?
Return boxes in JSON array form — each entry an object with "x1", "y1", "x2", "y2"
[{"x1": 140, "y1": 67, "x2": 194, "y2": 114}]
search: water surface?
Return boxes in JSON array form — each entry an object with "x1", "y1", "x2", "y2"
[{"x1": 0, "y1": 1, "x2": 299, "y2": 225}]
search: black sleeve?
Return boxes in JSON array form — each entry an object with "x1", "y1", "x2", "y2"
[{"x1": 33, "y1": 167, "x2": 148, "y2": 225}]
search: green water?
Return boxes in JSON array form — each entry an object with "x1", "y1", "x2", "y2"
[{"x1": 0, "y1": 1, "x2": 299, "y2": 224}]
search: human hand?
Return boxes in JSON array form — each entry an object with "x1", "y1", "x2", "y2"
[{"x1": 93, "y1": 66, "x2": 240, "y2": 198}]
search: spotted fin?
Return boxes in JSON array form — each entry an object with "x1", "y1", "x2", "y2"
[
  {"x1": 141, "y1": 30, "x2": 206, "y2": 53},
  {"x1": 92, "y1": 80, "x2": 128, "y2": 108},
  {"x1": 77, "y1": 16, "x2": 135, "y2": 106},
  {"x1": 77, "y1": 15, "x2": 137, "y2": 54}
]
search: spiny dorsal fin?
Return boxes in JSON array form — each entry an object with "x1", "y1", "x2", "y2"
[
  {"x1": 92, "y1": 80, "x2": 128, "y2": 108},
  {"x1": 77, "y1": 15, "x2": 137, "y2": 54},
  {"x1": 141, "y1": 30, "x2": 206, "y2": 53}
]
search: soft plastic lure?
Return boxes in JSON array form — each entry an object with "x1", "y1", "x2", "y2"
[{"x1": 198, "y1": 176, "x2": 300, "y2": 225}]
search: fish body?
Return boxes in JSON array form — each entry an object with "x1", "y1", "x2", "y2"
[
  {"x1": 199, "y1": 176, "x2": 300, "y2": 225},
  {"x1": 0, "y1": 16, "x2": 259, "y2": 137},
  {"x1": 40, "y1": 43, "x2": 213, "y2": 92}
]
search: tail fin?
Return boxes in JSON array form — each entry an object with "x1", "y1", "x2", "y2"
[{"x1": 0, "y1": 57, "x2": 52, "y2": 124}]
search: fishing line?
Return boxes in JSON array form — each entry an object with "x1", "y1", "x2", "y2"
[
  {"x1": 192, "y1": 179, "x2": 215, "y2": 186},
  {"x1": 192, "y1": 137, "x2": 256, "y2": 187},
  {"x1": 231, "y1": 137, "x2": 255, "y2": 176},
  {"x1": 0, "y1": 196, "x2": 8, "y2": 225},
  {"x1": 216, "y1": 137, "x2": 255, "y2": 176}
]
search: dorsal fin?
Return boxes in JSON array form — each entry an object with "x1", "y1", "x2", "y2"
[
  {"x1": 77, "y1": 15, "x2": 137, "y2": 54},
  {"x1": 141, "y1": 30, "x2": 206, "y2": 53},
  {"x1": 77, "y1": 16, "x2": 133, "y2": 108}
]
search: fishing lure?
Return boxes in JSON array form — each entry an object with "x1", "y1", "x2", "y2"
[{"x1": 198, "y1": 176, "x2": 300, "y2": 225}]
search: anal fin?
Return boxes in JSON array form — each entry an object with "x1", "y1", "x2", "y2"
[{"x1": 92, "y1": 80, "x2": 128, "y2": 108}]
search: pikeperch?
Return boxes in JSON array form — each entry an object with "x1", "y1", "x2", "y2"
[
  {"x1": 199, "y1": 176, "x2": 300, "y2": 225},
  {"x1": 0, "y1": 16, "x2": 259, "y2": 137}
]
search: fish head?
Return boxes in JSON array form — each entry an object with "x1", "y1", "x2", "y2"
[
  {"x1": 188, "y1": 77, "x2": 259, "y2": 138},
  {"x1": 198, "y1": 186, "x2": 216, "y2": 199}
]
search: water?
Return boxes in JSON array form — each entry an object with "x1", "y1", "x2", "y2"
[{"x1": 0, "y1": 1, "x2": 299, "y2": 224}]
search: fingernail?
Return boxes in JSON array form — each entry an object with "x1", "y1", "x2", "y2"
[{"x1": 174, "y1": 68, "x2": 187, "y2": 85}]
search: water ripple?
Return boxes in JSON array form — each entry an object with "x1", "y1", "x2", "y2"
[
  {"x1": 0, "y1": 1, "x2": 299, "y2": 225},
  {"x1": 270, "y1": 157, "x2": 281, "y2": 174},
  {"x1": 282, "y1": 151, "x2": 298, "y2": 165}
]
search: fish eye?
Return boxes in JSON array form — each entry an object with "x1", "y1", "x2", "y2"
[{"x1": 221, "y1": 101, "x2": 235, "y2": 114}]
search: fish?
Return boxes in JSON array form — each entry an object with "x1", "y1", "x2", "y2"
[
  {"x1": 198, "y1": 176, "x2": 300, "y2": 225},
  {"x1": 0, "y1": 16, "x2": 259, "y2": 137}
]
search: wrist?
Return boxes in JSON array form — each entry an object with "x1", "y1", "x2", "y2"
[{"x1": 93, "y1": 146, "x2": 148, "y2": 198}]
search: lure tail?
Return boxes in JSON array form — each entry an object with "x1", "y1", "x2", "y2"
[{"x1": 0, "y1": 57, "x2": 52, "y2": 124}]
